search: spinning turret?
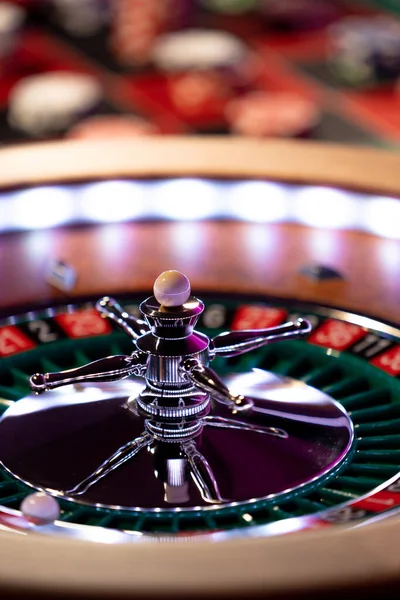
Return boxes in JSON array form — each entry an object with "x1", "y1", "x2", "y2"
[{"x1": 0, "y1": 272, "x2": 353, "y2": 510}]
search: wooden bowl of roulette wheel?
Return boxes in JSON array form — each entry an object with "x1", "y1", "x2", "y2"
[{"x1": 0, "y1": 138, "x2": 399, "y2": 600}]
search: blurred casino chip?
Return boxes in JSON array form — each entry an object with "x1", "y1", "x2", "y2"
[
  {"x1": 225, "y1": 91, "x2": 321, "y2": 138},
  {"x1": 49, "y1": 0, "x2": 111, "y2": 37},
  {"x1": 328, "y1": 15, "x2": 400, "y2": 85},
  {"x1": 166, "y1": 71, "x2": 231, "y2": 117},
  {"x1": 152, "y1": 28, "x2": 262, "y2": 90},
  {"x1": 0, "y1": 1, "x2": 25, "y2": 59},
  {"x1": 8, "y1": 72, "x2": 103, "y2": 138}
]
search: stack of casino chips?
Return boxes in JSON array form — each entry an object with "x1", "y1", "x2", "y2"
[
  {"x1": 109, "y1": 0, "x2": 193, "y2": 67},
  {"x1": 328, "y1": 15, "x2": 400, "y2": 85},
  {"x1": 109, "y1": 0, "x2": 165, "y2": 66}
]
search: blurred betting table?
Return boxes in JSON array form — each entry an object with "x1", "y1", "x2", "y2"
[{"x1": 0, "y1": 0, "x2": 400, "y2": 148}]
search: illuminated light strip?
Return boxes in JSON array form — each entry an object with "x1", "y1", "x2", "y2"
[
  {"x1": 0, "y1": 179, "x2": 398, "y2": 240},
  {"x1": 291, "y1": 186, "x2": 361, "y2": 229}
]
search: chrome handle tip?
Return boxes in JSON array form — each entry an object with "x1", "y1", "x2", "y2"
[
  {"x1": 296, "y1": 318, "x2": 313, "y2": 335},
  {"x1": 30, "y1": 373, "x2": 47, "y2": 394},
  {"x1": 232, "y1": 396, "x2": 254, "y2": 413},
  {"x1": 96, "y1": 296, "x2": 118, "y2": 312}
]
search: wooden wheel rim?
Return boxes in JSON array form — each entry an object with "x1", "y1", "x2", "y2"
[{"x1": 0, "y1": 138, "x2": 399, "y2": 598}]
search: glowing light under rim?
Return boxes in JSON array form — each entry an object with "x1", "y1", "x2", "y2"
[
  {"x1": 78, "y1": 180, "x2": 146, "y2": 222},
  {"x1": 228, "y1": 181, "x2": 290, "y2": 222},
  {"x1": 0, "y1": 179, "x2": 398, "y2": 240},
  {"x1": 7, "y1": 186, "x2": 74, "y2": 229},
  {"x1": 151, "y1": 178, "x2": 220, "y2": 220},
  {"x1": 292, "y1": 186, "x2": 360, "y2": 229},
  {"x1": 362, "y1": 197, "x2": 400, "y2": 239}
]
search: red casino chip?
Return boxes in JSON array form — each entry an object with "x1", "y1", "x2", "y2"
[
  {"x1": 225, "y1": 91, "x2": 320, "y2": 138},
  {"x1": 68, "y1": 115, "x2": 160, "y2": 139},
  {"x1": 167, "y1": 72, "x2": 231, "y2": 118}
]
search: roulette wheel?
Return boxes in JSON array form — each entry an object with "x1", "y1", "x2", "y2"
[{"x1": 0, "y1": 137, "x2": 399, "y2": 599}]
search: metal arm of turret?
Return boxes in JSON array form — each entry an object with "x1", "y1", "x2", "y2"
[
  {"x1": 96, "y1": 297, "x2": 149, "y2": 340},
  {"x1": 209, "y1": 318, "x2": 311, "y2": 358},
  {"x1": 30, "y1": 352, "x2": 148, "y2": 394}
]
